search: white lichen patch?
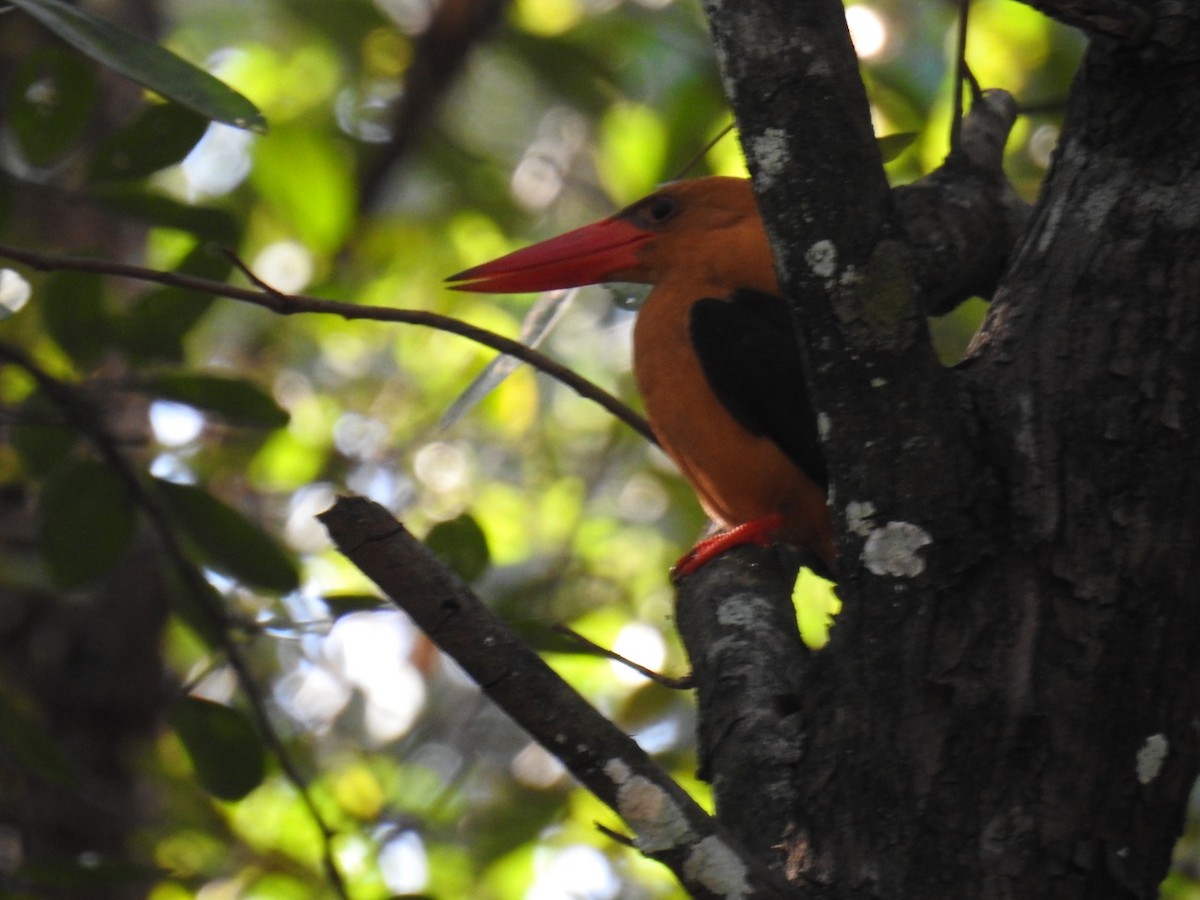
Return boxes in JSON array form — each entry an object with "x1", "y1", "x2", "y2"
[
  {"x1": 862, "y1": 521, "x2": 932, "y2": 577},
  {"x1": 749, "y1": 128, "x2": 789, "y2": 189},
  {"x1": 1136, "y1": 734, "x2": 1169, "y2": 785},
  {"x1": 622, "y1": 777, "x2": 695, "y2": 852},
  {"x1": 817, "y1": 412, "x2": 832, "y2": 440},
  {"x1": 605, "y1": 759, "x2": 695, "y2": 853},
  {"x1": 845, "y1": 501, "x2": 877, "y2": 537},
  {"x1": 604, "y1": 758, "x2": 631, "y2": 784},
  {"x1": 870, "y1": 377, "x2": 887, "y2": 388},
  {"x1": 683, "y1": 836, "x2": 752, "y2": 899},
  {"x1": 805, "y1": 240, "x2": 837, "y2": 278}
]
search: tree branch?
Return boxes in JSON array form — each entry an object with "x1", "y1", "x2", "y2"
[
  {"x1": 673, "y1": 545, "x2": 814, "y2": 882},
  {"x1": 1013, "y1": 0, "x2": 1154, "y2": 43},
  {"x1": 0, "y1": 242, "x2": 654, "y2": 445},
  {"x1": 358, "y1": 0, "x2": 508, "y2": 210},
  {"x1": 318, "y1": 495, "x2": 798, "y2": 899},
  {"x1": 894, "y1": 89, "x2": 1030, "y2": 315}
]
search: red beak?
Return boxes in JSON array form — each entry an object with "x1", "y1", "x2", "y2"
[{"x1": 446, "y1": 217, "x2": 650, "y2": 293}]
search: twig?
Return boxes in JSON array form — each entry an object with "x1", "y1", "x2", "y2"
[
  {"x1": 0, "y1": 242, "x2": 656, "y2": 445},
  {"x1": 219, "y1": 246, "x2": 287, "y2": 298},
  {"x1": 673, "y1": 121, "x2": 735, "y2": 180},
  {"x1": 947, "y1": 9, "x2": 985, "y2": 167},
  {"x1": 319, "y1": 495, "x2": 795, "y2": 899},
  {"x1": 0, "y1": 342, "x2": 351, "y2": 900},
  {"x1": 950, "y1": 0, "x2": 974, "y2": 156},
  {"x1": 551, "y1": 624, "x2": 693, "y2": 689},
  {"x1": 594, "y1": 821, "x2": 637, "y2": 847}
]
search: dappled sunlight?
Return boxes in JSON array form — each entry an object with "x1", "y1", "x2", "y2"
[
  {"x1": 150, "y1": 400, "x2": 205, "y2": 447},
  {"x1": 181, "y1": 122, "x2": 254, "y2": 198},
  {"x1": 284, "y1": 482, "x2": 338, "y2": 553},
  {"x1": 251, "y1": 240, "x2": 314, "y2": 294},
  {"x1": 0, "y1": 268, "x2": 30, "y2": 314},
  {"x1": 378, "y1": 829, "x2": 430, "y2": 895},
  {"x1": 335, "y1": 79, "x2": 401, "y2": 143},
  {"x1": 275, "y1": 662, "x2": 353, "y2": 731},
  {"x1": 846, "y1": 5, "x2": 889, "y2": 60},
  {"x1": 527, "y1": 845, "x2": 620, "y2": 900},
  {"x1": 511, "y1": 108, "x2": 589, "y2": 211},
  {"x1": 610, "y1": 621, "x2": 667, "y2": 686},
  {"x1": 273, "y1": 611, "x2": 428, "y2": 744}
]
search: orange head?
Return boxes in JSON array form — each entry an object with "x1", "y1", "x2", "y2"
[{"x1": 446, "y1": 177, "x2": 779, "y2": 297}]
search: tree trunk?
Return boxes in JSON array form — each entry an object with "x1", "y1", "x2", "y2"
[
  {"x1": 682, "y1": 4, "x2": 1200, "y2": 897},
  {"x1": 960, "y1": 28, "x2": 1200, "y2": 897}
]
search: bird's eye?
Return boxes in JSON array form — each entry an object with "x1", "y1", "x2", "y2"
[{"x1": 643, "y1": 195, "x2": 678, "y2": 225}]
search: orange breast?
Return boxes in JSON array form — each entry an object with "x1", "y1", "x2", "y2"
[{"x1": 632, "y1": 286, "x2": 834, "y2": 562}]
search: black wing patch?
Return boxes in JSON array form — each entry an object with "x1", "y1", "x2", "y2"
[{"x1": 689, "y1": 290, "x2": 827, "y2": 488}]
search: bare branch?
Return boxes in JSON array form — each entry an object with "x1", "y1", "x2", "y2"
[
  {"x1": 0, "y1": 242, "x2": 655, "y2": 445},
  {"x1": 319, "y1": 495, "x2": 798, "y2": 899},
  {"x1": 551, "y1": 624, "x2": 693, "y2": 689},
  {"x1": 357, "y1": 0, "x2": 507, "y2": 210},
  {"x1": 673, "y1": 545, "x2": 813, "y2": 878},
  {"x1": 895, "y1": 89, "x2": 1030, "y2": 315}
]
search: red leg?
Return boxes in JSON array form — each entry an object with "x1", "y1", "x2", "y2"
[{"x1": 671, "y1": 514, "x2": 787, "y2": 580}]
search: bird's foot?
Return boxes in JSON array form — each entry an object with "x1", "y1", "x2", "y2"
[{"x1": 670, "y1": 514, "x2": 787, "y2": 581}]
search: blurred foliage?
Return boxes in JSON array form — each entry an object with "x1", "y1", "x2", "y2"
[{"x1": 1, "y1": 1, "x2": 1183, "y2": 899}]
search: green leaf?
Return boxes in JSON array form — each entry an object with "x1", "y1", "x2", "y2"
[
  {"x1": 16, "y1": 857, "x2": 166, "y2": 890},
  {"x1": 89, "y1": 101, "x2": 210, "y2": 182},
  {"x1": 11, "y1": 391, "x2": 76, "y2": 477},
  {"x1": 162, "y1": 563, "x2": 226, "y2": 649},
  {"x1": 110, "y1": 242, "x2": 234, "y2": 364},
  {"x1": 169, "y1": 696, "x2": 265, "y2": 801},
  {"x1": 251, "y1": 125, "x2": 354, "y2": 252},
  {"x1": 0, "y1": 688, "x2": 75, "y2": 786},
  {"x1": 93, "y1": 187, "x2": 241, "y2": 241},
  {"x1": 140, "y1": 373, "x2": 289, "y2": 429},
  {"x1": 7, "y1": 47, "x2": 97, "y2": 166},
  {"x1": 877, "y1": 132, "x2": 917, "y2": 163},
  {"x1": 37, "y1": 459, "x2": 136, "y2": 587},
  {"x1": 154, "y1": 479, "x2": 300, "y2": 593},
  {"x1": 425, "y1": 514, "x2": 490, "y2": 583},
  {"x1": 116, "y1": 288, "x2": 216, "y2": 365},
  {"x1": 38, "y1": 270, "x2": 111, "y2": 369},
  {"x1": 9, "y1": 0, "x2": 266, "y2": 132}
]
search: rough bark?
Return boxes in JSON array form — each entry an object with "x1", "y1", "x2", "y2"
[
  {"x1": 673, "y1": 545, "x2": 810, "y2": 874},
  {"x1": 681, "y1": 2, "x2": 1200, "y2": 898},
  {"x1": 962, "y1": 25, "x2": 1200, "y2": 897}
]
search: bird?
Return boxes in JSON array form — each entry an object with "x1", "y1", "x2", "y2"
[{"x1": 447, "y1": 176, "x2": 834, "y2": 579}]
